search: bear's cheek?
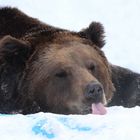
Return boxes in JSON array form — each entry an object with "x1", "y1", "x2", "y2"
[{"x1": 32, "y1": 77, "x2": 76, "y2": 106}]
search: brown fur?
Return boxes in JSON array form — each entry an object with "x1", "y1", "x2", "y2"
[
  {"x1": 0, "y1": 7, "x2": 115, "y2": 114},
  {"x1": 23, "y1": 35, "x2": 114, "y2": 114}
]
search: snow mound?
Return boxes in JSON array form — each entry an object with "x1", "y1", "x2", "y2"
[{"x1": 0, "y1": 106, "x2": 140, "y2": 140}]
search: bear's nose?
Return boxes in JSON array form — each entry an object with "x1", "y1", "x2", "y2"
[{"x1": 85, "y1": 81, "x2": 103, "y2": 102}]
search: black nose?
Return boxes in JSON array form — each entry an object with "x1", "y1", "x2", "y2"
[{"x1": 85, "y1": 81, "x2": 103, "y2": 102}]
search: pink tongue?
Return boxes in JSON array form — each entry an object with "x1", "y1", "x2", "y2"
[{"x1": 92, "y1": 103, "x2": 107, "y2": 115}]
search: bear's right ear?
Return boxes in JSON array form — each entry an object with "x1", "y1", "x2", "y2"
[
  {"x1": 0, "y1": 35, "x2": 31, "y2": 66},
  {"x1": 79, "y1": 22, "x2": 105, "y2": 49}
]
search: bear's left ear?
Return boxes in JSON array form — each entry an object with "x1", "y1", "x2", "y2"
[
  {"x1": 0, "y1": 35, "x2": 31, "y2": 66},
  {"x1": 79, "y1": 22, "x2": 105, "y2": 48}
]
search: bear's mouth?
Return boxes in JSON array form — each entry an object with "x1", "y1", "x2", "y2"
[
  {"x1": 91, "y1": 93, "x2": 107, "y2": 115},
  {"x1": 75, "y1": 100, "x2": 107, "y2": 115},
  {"x1": 91, "y1": 102, "x2": 107, "y2": 115}
]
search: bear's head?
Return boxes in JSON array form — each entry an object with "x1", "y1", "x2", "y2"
[{"x1": 0, "y1": 22, "x2": 115, "y2": 114}]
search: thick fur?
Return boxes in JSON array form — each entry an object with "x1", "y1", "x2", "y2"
[
  {"x1": 79, "y1": 22, "x2": 105, "y2": 48},
  {"x1": 0, "y1": 7, "x2": 44, "y2": 38},
  {"x1": 108, "y1": 65, "x2": 140, "y2": 107},
  {"x1": 0, "y1": 7, "x2": 139, "y2": 114}
]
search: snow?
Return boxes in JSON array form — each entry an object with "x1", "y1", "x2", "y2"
[
  {"x1": 0, "y1": 0, "x2": 140, "y2": 140},
  {"x1": 0, "y1": 107, "x2": 140, "y2": 140}
]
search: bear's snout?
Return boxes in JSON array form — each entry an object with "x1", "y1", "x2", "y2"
[{"x1": 85, "y1": 81, "x2": 104, "y2": 103}]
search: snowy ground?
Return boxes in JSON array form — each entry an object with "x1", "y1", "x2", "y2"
[
  {"x1": 0, "y1": 0, "x2": 140, "y2": 140},
  {"x1": 1, "y1": 107, "x2": 140, "y2": 140}
]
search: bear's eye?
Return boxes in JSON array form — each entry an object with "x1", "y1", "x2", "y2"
[
  {"x1": 55, "y1": 70, "x2": 68, "y2": 78},
  {"x1": 88, "y1": 64, "x2": 96, "y2": 72}
]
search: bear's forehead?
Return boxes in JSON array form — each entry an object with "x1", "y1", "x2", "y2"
[
  {"x1": 29, "y1": 32, "x2": 108, "y2": 71},
  {"x1": 37, "y1": 40, "x2": 104, "y2": 67}
]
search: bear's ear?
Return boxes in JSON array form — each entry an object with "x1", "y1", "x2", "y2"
[
  {"x1": 79, "y1": 22, "x2": 105, "y2": 48},
  {"x1": 0, "y1": 35, "x2": 31, "y2": 66}
]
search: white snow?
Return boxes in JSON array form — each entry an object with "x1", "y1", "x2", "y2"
[
  {"x1": 0, "y1": 107, "x2": 140, "y2": 140},
  {"x1": 0, "y1": 0, "x2": 140, "y2": 140}
]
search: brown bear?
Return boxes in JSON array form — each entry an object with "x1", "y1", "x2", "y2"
[{"x1": 0, "y1": 7, "x2": 139, "y2": 115}]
